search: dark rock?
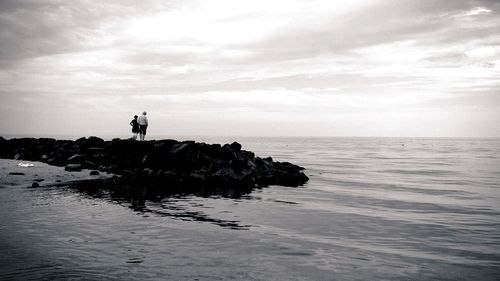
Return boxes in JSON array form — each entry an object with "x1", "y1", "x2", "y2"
[
  {"x1": 38, "y1": 138, "x2": 56, "y2": 144},
  {"x1": 65, "y1": 164, "x2": 82, "y2": 171},
  {"x1": 170, "y1": 142, "x2": 192, "y2": 154},
  {"x1": 67, "y1": 154, "x2": 85, "y2": 164},
  {"x1": 211, "y1": 166, "x2": 251, "y2": 187},
  {"x1": 277, "y1": 172, "x2": 302, "y2": 187},
  {"x1": 184, "y1": 171, "x2": 207, "y2": 186},
  {"x1": 142, "y1": 168, "x2": 154, "y2": 176},
  {"x1": 230, "y1": 141, "x2": 242, "y2": 151},
  {"x1": 31, "y1": 182, "x2": 40, "y2": 188},
  {"x1": 0, "y1": 137, "x2": 14, "y2": 158},
  {"x1": 0, "y1": 136, "x2": 309, "y2": 192},
  {"x1": 90, "y1": 170, "x2": 100, "y2": 176},
  {"x1": 77, "y1": 136, "x2": 105, "y2": 148},
  {"x1": 33, "y1": 178, "x2": 44, "y2": 182},
  {"x1": 141, "y1": 154, "x2": 149, "y2": 164},
  {"x1": 9, "y1": 172, "x2": 25, "y2": 175},
  {"x1": 157, "y1": 171, "x2": 178, "y2": 183},
  {"x1": 82, "y1": 160, "x2": 97, "y2": 169},
  {"x1": 86, "y1": 147, "x2": 104, "y2": 152}
]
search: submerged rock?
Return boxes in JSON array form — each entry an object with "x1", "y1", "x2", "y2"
[{"x1": 0, "y1": 136, "x2": 309, "y2": 190}]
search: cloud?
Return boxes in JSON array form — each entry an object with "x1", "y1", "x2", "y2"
[
  {"x1": 0, "y1": 0, "x2": 499, "y2": 137},
  {"x1": 0, "y1": 0, "x2": 180, "y2": 64}
]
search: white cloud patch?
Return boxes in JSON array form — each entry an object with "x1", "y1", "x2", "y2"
[{"x1": 464, "y1": 7, "x2": 492, "y2": 16}]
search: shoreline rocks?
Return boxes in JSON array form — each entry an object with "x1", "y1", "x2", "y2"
[{"x1": 0, "y1": 136, "x2": 309, "y2": 190}]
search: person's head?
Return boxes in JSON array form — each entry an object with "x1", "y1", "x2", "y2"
[
  {"x1": 142, "y1": 111, "x2": 147, "y2": 115},
  {"x1": 134, "y1": 115, "x2": 138, "y2": 119}
]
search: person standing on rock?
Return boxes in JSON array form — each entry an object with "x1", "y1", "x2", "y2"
[
  {"x1": 130, "y1": 115, "x2": 140, "y2": 140},
  {"x1": 137, "y1": 111, "x2": 148, "y2": 141}
]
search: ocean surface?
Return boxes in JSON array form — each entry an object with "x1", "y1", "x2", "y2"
[{"x1": 0, "y1": 137, "x2": 499, "y2": 280}]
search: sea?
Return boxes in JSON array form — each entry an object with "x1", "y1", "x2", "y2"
[{"x1": 0, "y1": 136, "x2": 499, "y2": 281}]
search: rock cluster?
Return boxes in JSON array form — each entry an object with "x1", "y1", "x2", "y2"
[{"x1": 0, "y1": 137, "x2": 309, "y2": 189}]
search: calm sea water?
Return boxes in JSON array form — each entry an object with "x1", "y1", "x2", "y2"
[{"x1": 0, "y1": 137, "x2": 499, "y2": 280}]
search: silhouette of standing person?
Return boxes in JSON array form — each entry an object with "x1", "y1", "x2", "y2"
[
  {"x1": 137, "y1": 111, "x2": 148, "y2": 141},
  {"x1": 130, "y1": 115, "x2": 139, "y2": 140}
]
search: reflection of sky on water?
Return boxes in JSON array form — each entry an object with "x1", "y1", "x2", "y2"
[{"x1": 1, "y1": 137, "x2": 499, "y2": 280}]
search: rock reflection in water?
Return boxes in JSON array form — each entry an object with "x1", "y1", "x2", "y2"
[{"x1": 63, "y1": 179, "x2": 253, "y2": 230}]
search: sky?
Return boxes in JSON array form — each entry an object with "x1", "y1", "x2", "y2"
[{"x1": 0, "y1": 0, "x2": 499, "y2": 137}]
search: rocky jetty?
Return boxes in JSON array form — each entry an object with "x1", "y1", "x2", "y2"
[{"x1": 0, "y1": 137, "x2": 309, "y2": 190}]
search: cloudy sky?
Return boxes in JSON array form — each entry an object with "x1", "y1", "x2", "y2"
[{"x1": 1, "y1": 0, "x2": 499, "y2": 137}]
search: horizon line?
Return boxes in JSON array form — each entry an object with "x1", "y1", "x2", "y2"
[{"x1": 2, "y1": 134, "x2": 500, "y2": 140}]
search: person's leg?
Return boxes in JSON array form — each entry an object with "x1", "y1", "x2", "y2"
[{"x1": 139, "y1": 126, "x2": 145, "y2": 141}]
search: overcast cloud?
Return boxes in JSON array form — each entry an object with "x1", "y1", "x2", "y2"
[{"x1": 1, "y1": 0, "x2": 499, "y2": 137}]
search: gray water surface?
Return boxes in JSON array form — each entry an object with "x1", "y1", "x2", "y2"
[{"x1": 1, "y1": 137, "x2": 499, "y2": 280}]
